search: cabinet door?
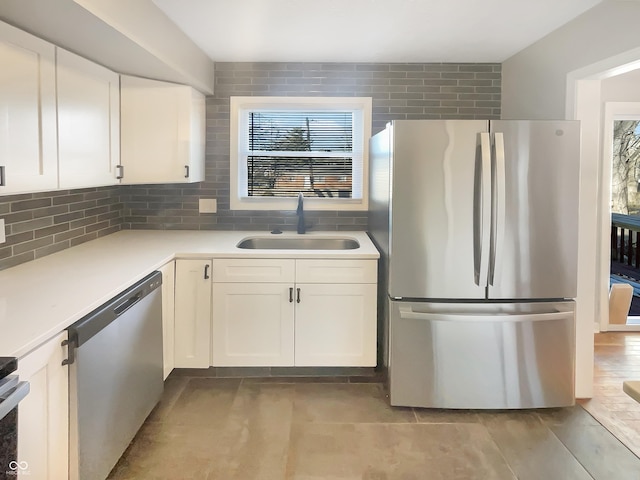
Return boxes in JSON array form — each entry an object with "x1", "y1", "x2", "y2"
[
  {"x1": 174, "y1": 259, "x2": 212, "y2": 368},
  {"x1": 295, "y1": 284, "x2": 377, "y2": 367},
  {"x1": 57, "y1": 48, "x2": 120, "y2": 188},
  {"x1": 16, "y1": 332, "x2": 68, "y2": 480},
  {"x1": 120, "y1": 75, "x2": 205, "y2": 184},
  {"x1": 212, "y1": 283, "x2": 294, "y2": 366},
  {"x1": 0, "y1": 22, "x2": 57, "y2": 194},
  {"x1": 187, "y1": 87, "x2": 206, "y2": 182},
  {"x1": 159, "y1": 261, "x2": 176, "y2": 379}
]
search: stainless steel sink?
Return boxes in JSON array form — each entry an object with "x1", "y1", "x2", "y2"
[{"x1": 236, "y1": 236, "x2": 360, "y2": 250}]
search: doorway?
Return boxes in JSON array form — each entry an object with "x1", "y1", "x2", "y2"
[
  {"x1": 606, "y1": 106, "x2": 640, "y2": 328},
  {"x1": 565, "y1": 52, "x2": 640, "y2": 398}
]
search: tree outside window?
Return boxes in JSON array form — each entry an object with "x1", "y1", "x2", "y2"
[
  {"x1": 612, "y1": 120, "x2": 640, "y2": 215},
  {"x1": 247, "y1": 112, "x2": 353, "y2": 199}
]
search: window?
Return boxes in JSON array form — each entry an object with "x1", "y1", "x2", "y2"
[
  {"x1": 230, "y1": 96, "x2": 372, "y2": 210},
  {"x1": 612, "y1": 119, "x2": 640, "y2": 215}
]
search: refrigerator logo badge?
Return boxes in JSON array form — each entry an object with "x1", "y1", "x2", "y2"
[{"x1": 6, "y1": 460, "x2": 30, "y2": 476}]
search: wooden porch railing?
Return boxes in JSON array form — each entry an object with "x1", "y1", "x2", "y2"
[{"x1": 611, "y1": 213, "x2": 640, "y2": 275}]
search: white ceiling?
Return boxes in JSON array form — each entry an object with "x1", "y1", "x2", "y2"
[{"x1": 153, "y1": 0, "x2": 602, "y2": 63}]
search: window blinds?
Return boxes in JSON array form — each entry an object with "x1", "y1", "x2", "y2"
[{"x1": 246, "y1": 111, "x2": 354, "y2": 198}]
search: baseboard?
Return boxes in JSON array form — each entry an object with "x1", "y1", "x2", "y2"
[{"x1": 604, "y1": 323, "x2": 640, "y2": 332}]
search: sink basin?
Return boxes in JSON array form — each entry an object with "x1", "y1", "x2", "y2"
[{"x1": 236, "y1": 236, "x2": 360, "y2": 250}]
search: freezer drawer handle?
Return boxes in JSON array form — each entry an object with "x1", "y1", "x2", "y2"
[{"x1": 398, "y1": 306, "x2": 570, "y2": 323}]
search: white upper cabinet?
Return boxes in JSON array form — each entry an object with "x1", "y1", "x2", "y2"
[
  {"x1": 120, "y1": 75, "x2": 205, "y2": 184},
  {"x1": 0, "y1": 22, "x2": 58, "y2": 194},
  {"x1": 0, "y1": 19, "x2": 206, "y2": 196},
  {"x1": 56, "y1": 48, "x2": 120, "y2": 189}
]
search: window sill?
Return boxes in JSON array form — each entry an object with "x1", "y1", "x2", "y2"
[{"x1": 230, "y1": 196, "x2": 368, "y2": 211}]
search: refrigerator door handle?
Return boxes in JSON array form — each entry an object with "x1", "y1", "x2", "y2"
[
  {"x1": 490, "y1": 132, "x2": 506, "y2": 286},
  {"x1": 475, "y1": 132, "x2": 492, "y2": 287},
  {"x1": 398, "y1": 306, "x2": 570, "y2": 323}
]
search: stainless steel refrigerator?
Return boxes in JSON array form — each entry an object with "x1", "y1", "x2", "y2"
[{"x1": 368, "y1": 120, "x2": 580, "y2": 409}]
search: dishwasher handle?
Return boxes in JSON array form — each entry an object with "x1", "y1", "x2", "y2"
[
  {"x1": 66, "y1": 271, "x2": 162, "y2": 349},
  {"x1": 114, "y1": 292, "x2": 142, "y2": 316}
]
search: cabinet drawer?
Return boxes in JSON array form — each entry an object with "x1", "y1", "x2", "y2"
[
  {"x1": 296, "y1": 260, "x2": 377, "y2": 284},
  {"x1": 212, "y1": 259, "x2": 295, "y2": 283}
]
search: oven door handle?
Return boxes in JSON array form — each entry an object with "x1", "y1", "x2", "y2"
[{"x1": 0, "y1": 381, "x2": 29, "y2": 421}]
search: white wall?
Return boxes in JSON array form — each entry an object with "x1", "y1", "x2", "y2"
[
  {"x1": 502, "y1": 0, "x2": 640, "y2": 120},
  {"x1": 602, "y1": 69, "x2": 640, "y2": 102},
  {"x1": 502, "y1": 0, "x2": 640, "y2": 399}
]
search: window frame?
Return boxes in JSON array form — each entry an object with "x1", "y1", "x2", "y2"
[{"x1": 230, "y1": 96, "x2": 372, "y2": 211}]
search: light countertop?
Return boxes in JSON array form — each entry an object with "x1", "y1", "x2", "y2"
[{"x1": 0, "y1": 230, "x2": 379, "y2": 359}]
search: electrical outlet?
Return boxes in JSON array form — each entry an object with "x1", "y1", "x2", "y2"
[
  {"x1": 0, "y1": 219, "x2": 5, "y2": 244},
  {"x1": 199, "y1": 198, "x2": 217, "y2": 214}
]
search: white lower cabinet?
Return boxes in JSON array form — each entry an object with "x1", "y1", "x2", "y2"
[
  {"x1": 294, "y1": 283, "x2": 377, "y2": 366},
  {"x1": 174, "y1": 259, "x2": 212, "y2": 368},
  {"x1": 16, "y1": 332, "x2": 68, "y2": 480},
  {"x1": 211, "y1": 258, "x2": 377, "y2": 367},
  {"x1": 159, "y1": 261, "x2": 176, "y2": 378},
  {"x1": 212, "y1": 283, "x2": 294, "y2": 366}
]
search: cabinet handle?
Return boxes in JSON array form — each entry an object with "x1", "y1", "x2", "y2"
[
  {"x1": 296, "y1": 287, "x2": 301, "y2": 303},
  {"x1": 289, "y1": 287, "x2": 293, "y2": 303},
  {"x1": 61, "y1": 338, "x2": 76, "y2": 366},
  {"x1": 184, "y1": 165, "x2": 190, "y2": 178},
  {"x1": 204, "y1": 264, "x2": 210, "y2": 279},
  {"x1": 0, "y1": 166, "x2": 5, "y2": 186},
  {"x1": 116, "y1": 165, "x2": 124, "y2": 180}
]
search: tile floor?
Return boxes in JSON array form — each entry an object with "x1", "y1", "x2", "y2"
[{"x1": 108, "y1": 374, "x2": 640, "y2": 480}]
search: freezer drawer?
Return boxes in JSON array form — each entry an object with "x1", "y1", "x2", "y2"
[{"x1": 389, "y1": 300, "x2": 575, "y2": 409}]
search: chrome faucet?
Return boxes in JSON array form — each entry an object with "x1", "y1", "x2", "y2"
[{"x1": 296, "y1": 192, "x2": 306, "y2": 234}]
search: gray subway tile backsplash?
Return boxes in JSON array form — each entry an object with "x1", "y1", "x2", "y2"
[
  {"x1": 0, "y1": 186, "x2": 123, "y2": 271},
  {"x1": 0, "y1": 62, "x2": 500, "y2": 271}
]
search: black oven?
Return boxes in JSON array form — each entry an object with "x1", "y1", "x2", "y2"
[{"x1": 0, "y1": 358, "x2": 29, "y2": 480}]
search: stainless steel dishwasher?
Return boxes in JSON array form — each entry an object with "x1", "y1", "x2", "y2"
[{"x1": 65, "y1": 271, "x2": 163, "y2": 480}]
